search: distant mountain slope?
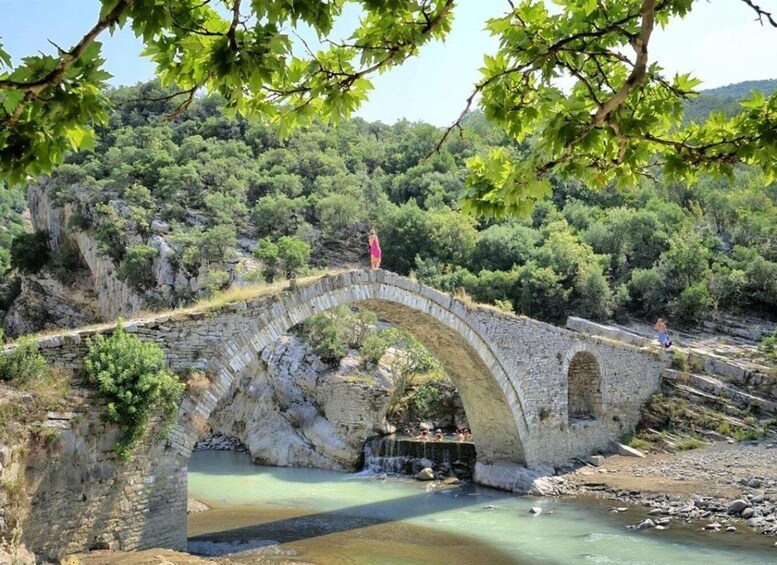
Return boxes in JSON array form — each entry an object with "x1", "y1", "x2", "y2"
[{"x1": 684, "y1": 79, "x2": 777, "y2": 123}]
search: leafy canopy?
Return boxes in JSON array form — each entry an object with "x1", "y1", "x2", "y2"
[
  {"x1": 1, "y1": 0, "x2": 776, "y2": 216},
  {"x1": 0, "y1": 0, "x2": 454, "y2": 184}
]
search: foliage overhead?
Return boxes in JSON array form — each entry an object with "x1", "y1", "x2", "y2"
[
  {"x1": 0, "y1": 0, "x2": 454, "y2": 184},
  {"x1": 1, "y1": 1, "x2": 775, "y2": 213},
  {"x1": 455, "y1": 0, "x2": 777, "y2": 216}
]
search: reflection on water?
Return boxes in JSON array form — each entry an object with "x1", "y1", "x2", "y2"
[{"x1": 188, "y1": 451, "x2": 776, "y2": 565}]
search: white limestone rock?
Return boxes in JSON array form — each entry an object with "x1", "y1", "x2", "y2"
[
  {"x1": 416, "y1": 468, "x2": 435, "y2": 481},
  {"x1": 208, "y1": 335, "x2": 399, "y2": 471},
  {"x1": 611, "y1": 442, "x2": 646, "y2": 458}
]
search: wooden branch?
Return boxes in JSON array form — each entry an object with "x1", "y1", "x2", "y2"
[
  {"x1": 227, "y1": 0, "x2": 242, "y2": 51},
  {"x1": 593, "y1": 0, "x2": 656, "y2": 123},
  {"x1": 0, "y1": 0, "x2": 134, "y2": 124},
  {"x1": 740, "y1": 0, "x2": 777, "y2": 27}
]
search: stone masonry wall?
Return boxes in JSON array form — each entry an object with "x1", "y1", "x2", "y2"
[{"x1": 4, "y1": 269, "x2": 670, "y2": 557}]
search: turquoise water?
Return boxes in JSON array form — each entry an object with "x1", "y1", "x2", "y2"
[{"x1": 188, "y1": 451, "x2": 776, "y2": 564}]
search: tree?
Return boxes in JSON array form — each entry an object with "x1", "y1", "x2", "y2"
[
  {"x1": 253, "y1": 235, "x2": 311, "y2": 282},
  {"x1": 3, "y1": 1, "x2": 776, "y2": 210},
  {"x1": 0, "y1": 0, "x2": 454, "y2": 183},
  {"x1": 455, "y1": 1, "x2": 777, "y2": 216}
]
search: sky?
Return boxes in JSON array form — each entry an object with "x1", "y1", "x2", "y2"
[{"x1": 0, "y1": 0, "x2": 775, "y2": 127}]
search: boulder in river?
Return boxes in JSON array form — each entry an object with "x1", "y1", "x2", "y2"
[{"x1": 416, "y1": 467, "x2": 435, "y2": 481}]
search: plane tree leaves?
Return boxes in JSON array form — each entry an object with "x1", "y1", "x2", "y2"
[
  {"x1": 456, "y1": 0, "x2": 777, "y2": 216},
  {"x1": 0, "y1": 0, "x2": 454, "y2": 183},
  {"x1": 0, "y1": 0, "x2": 775, "y2": 211}
]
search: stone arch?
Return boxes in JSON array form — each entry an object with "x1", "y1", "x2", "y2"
[
  {"x1": 562, "y1": 343, "x2": 604, "y2": 422},
  {"x1": 171, "y1": 271, "x2": 530, "y2": 467}
]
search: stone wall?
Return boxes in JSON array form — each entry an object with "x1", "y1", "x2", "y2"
[{"x1": 2, "y1": 269, "x2": 669, "y2": 557}]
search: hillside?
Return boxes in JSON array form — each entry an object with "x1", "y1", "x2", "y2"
[
  {"x1": 684, "y1": 78, "x2": 777, "y2": 123},
  {"x1": 0, "y1": 79, "x2": 776, "y2": 338}
]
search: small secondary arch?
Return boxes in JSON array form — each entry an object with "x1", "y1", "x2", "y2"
[{"x1": 562, "y1": 343, "x2": 604, "y2": 422}]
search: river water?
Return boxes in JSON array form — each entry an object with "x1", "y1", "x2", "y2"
[{"x1": 188, "y1": 450, "x2": 776, "y2": 564}]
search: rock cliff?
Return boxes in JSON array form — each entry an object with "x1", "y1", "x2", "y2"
[
  {"x1": 207, "y1": 335, "x2": 398, "y2": 471},
  {"x1": 5, "y1": 181, "x2": 242, "y2": 335}
]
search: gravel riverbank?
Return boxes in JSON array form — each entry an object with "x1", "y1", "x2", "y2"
[{"x1": 559, "y1": 440, "x2": 777, "y2": 537}]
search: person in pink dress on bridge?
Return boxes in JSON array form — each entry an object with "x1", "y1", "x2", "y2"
[{"x1": 369, "y1": 229, "x2": 382, "y2": 271}]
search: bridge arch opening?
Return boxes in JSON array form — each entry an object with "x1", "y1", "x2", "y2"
[
  {"x1": 566, "y1": 351, "x2": 603, "y2": 422},
  {"x1": 174, "y1": 275, "x2": 530, "y2": 472}
]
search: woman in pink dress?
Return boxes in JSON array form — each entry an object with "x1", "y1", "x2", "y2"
[{"x1": 369, "y1": 229, "x2": 382, "y2": 271}]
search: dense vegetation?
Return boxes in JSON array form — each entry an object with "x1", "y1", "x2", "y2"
[
  {"x1": 1, "y1": 79, "x2": 776, "y2": 332},
  {"x1": 298, "y1": 306, "x2": 458, "y2": 427},
  {"x1": 3, "y1": 2, "x2": 776, "y2": 221},
  {"x1": 84, "y1": 323, "x2": 185, "y2": 460}
]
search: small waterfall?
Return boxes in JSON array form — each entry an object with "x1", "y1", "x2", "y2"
[{"x1": 362, "y1": 434, "x2": 476, "y2": 480}]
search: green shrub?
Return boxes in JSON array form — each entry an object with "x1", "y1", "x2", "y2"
[
  {"x1": 10, "y1": 231, "x2": 50, "y2": 273},
  {"x1": 716, "y1": 421, "x2": 732, "y2": 436},
  {"x1": 253, "y1": 235, "x2": 310, "y2": 282},
  {"x1": 48, "y1": 239, "x2": 84, "y2": 285},
  {"x1": 0, "y1": 337, "x2": 49, "y2": 385},
  {"x1": 677, "y1": 438, "x2": 706, "y2": 450},
  {"x1": 84, "y1": 324, "x2": 185, "y2": 461},
  {"x1": 412, "y1": 381, "x2": 442, "y2": 415},
  {"x1": 732, "y1": 427, "x2": 760, "y2": 441},
  {"x1": 623, "y1": 434, "x2": 651, "y2": 452},
  {"x1": 359, "y1": 332, "x2": 389, "y2": 365},
  {"x1": 670, "y1": 351, "x2": 687, "y2": 370},
  {"x1": 759, "y1": 329, "x2": 777, "y2": 361},
  {"x1": 627, "y1": 267, "x2": 667, "y2": 319},
  {"x1": 200, "y1": 268, "x2": 230, "y2": 296},
  {"x1": 116, "y1": 244, "x2": 158, "y2": 289},
  {"x1": 300, "y1": 306, "x2": 377, "y2": 366},
  {"x1": 673, "y1": 282, "x2": 714, "y2": 327}
]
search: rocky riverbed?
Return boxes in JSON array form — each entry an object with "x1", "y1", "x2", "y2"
[{"x1": 557, "y1": 440, "x2": 777, "y2": 538}]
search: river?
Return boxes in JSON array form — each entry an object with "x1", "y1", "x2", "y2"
[{"x1": 187, "y1": 450, "x2": 776, "y2": 564}]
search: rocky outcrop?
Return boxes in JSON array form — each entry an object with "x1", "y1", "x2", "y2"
[
  {"x1": 7, "y1": 181, "x2": 242, "y2": 335},
  {"x1": 207, "y1": 335, "x2": 399, "y2": 471},
  {"x1": 3, "y1": 272, "x2": 100, "y2": 336}
]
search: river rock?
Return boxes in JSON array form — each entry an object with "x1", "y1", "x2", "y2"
[
  {"x1": 187, "y1": 497, "x2": 210, "y2": 514},
  {"x1": 728, "y1": 499, "x2": 749, "y2": 515},
  {"x1": 529, "y1": 507, "x2": 543, "y2": 515},
  {"x1": 741, "y1": 507, "x2": 755, "y2": 519},
  {"x1": 611, "y1": 442, "x2": 646, "y2": 458},
  {"x1": 416, "y1": 467, "x2": 435, "y2": 481},
  {"x1": 637, "y1": 519, "x2": 656, "y2": 529},
  {"x1": 588, "y1": 455, "x2": 605, "y2": 467}
]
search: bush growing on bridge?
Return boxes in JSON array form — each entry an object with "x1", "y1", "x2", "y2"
[
  {"x1": 84, "y1": 323, "x2": 185, "y2": 461},
  {"x1": 0, "y1": 337, "x2": 49, "y2": 384}
]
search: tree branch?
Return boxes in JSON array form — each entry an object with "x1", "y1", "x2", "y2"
[
  {"x1": 593, "y1": 0, "x2": 656, "y2": 123},
  {"x1": 740, "y1": 0, "x2": 777, "y2": 27},
  {"x1": 0, "y1": 0, "x2": 134, "y2": 124}
]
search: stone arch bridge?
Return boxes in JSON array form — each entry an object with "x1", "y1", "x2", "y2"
[{"x1": 14, "y1": 270, "x2": 667, "y2": 557}]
